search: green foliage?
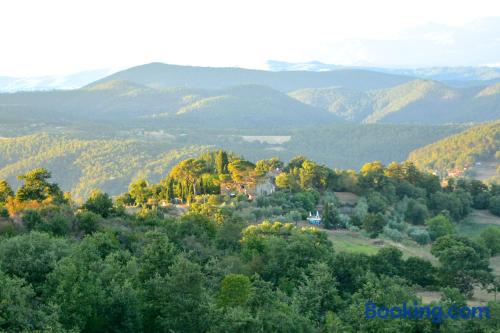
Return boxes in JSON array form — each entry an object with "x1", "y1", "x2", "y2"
[
  {"x1": 218, "y1": 274, "x2": 252, "y2": 308},
  {"x1": 409, "y1": 120, "x2": 499, "y2": 174},
  {"x1": 0, "y1": 232, "x2": 70, "y2": 291},
  {"x1": 425, "y1": 214, "x2": 455, "y2": 240},
  {"x1": 0, "y1": 153, "x2": 496, "y2": 332},
  {"x1": 405, "y1": 199, "x2": 429, "y2": 225},
  {"x1": 479, "y1": 226, "x2": 500, "y2": 256},
  {"x1": 83, "y1": 189, "x2": 114, "y2": 217},
  {"x1": 76, "y1": 211, "x2": 101, "y2": 235},
  {"x1": 0, "y1": 180, "x2": 14, "y2": 203},
  {"x1": 363, "y1": 213, "x2": 386, "y2": 237},
  {"x1": 0, "y1": 270, "x2": 36, "y2": 332},
  {"x1": 407, "y1": 227, "x2": 431, "y2": 245},
  {"x1": 431, "y1": 235, "x2": 492, "y2": 296},
  {"x1": 16, "y1": 168, "x2": 64, "y2": 203},
  {"x1": 489, "y1": 195, "x2": 500, "y2": 216}
]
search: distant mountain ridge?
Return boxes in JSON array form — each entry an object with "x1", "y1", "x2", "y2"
[
  {"x1": 90, "y1": 62, "x2": 413, "y2": 92},
  {"x1": 0, "y1": 69, "x2": 115, "y2": 93},
  {"x1": 290, "y1": 79, "x2": 500, "y2": 124},
  {"x1": 267, "y1": 60, "x2": 500, "y2": 87},
  {"x1": 0, "y1": 62, "x2": 498, "y2": 127},
  {"x1": 0, "y1": 80, "x2": 342, "y2": 128}
]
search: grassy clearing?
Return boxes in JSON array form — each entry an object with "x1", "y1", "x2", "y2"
[
  {"x1": 456, "y1": 210, "x2": 500, "y2": 238},
  {"x1": 315, "y1": 226, "x2": 438, "y2": 262}
]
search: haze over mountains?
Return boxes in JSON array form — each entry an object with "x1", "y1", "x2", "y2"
[
  {"x1": 0, "y1": 62, "x2": 498, "y2": 198},
  {"x1": 268, "y1": 60, "x2": 500, "y2": 87},
  {"x1": 1, "y1": 62, "x2": 499, "y2": 126}
]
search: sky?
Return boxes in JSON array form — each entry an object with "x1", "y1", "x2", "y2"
[{"x1": 1, "y1": 0, "x2": 500, "y2": 76}]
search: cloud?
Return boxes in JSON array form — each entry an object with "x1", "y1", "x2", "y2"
[{"x1": 319, "y1": 17, "x2": 500, "y2": 67}]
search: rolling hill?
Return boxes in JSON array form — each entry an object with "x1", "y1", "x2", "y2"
[
  {"x1": 0, "y1": 124, "x2": 464, "y2": 199},
  {"x1": 90, "y1": 62, "x2": 413, "y2": 92},
  {"x1": 290, "y1": 80, "x2": 500, "y2": 124},
  {"x1": 0, "y1": 82, "x2": 341, "y2": 128},
  {"x1": 407, "y1": 121, "x2": 500, "y2": 180},
  {"x1": 268, "y1": 60, "x2": 500, "y2": 87}
]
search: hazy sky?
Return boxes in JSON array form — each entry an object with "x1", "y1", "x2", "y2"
[{"x1": 2, "y1": 0, "x2": 500, "y2": 76}]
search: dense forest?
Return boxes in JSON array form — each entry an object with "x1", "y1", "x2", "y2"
[
  {"x1": 0, "y1": 152, "x2": 499, "y2": 332},
  {"x1": 0, "y1": 124, "x2": 464, "y2": 200},
  {"x1": 408, "y1": 121, "x2": 499, "y2": 180}
]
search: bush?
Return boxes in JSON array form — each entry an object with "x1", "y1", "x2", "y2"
[
  {"x1": 76, "y1": 211, "x2": 101, "y2": 235},
  {"x1": 348, "y1": 225, "x2": 360, "y2": 232},
  {"x1": 479, "y1": 226, "x2": 500, "y2": 256},
  {"x1": 363, "y1": 213, "x2": 386, "y2": 238},
  {"x1": 44, "y1": 214, "x2": 70, "y2": 236},
  {"x1": 383, "y1": 226, "x2": 403, "y2": 242},
  {"x1": 425, "y1": 214, "x2": 454, "y2": 240},
  {"x1": 0, "y1": 206, "x2": 9, "y2": 218},
  {"x1": 407, "y1": 227, "x2": 431, "y2": 245},
  {"x1": 489, "y1": 195, "x2": 500, "y2": 216},
  {"x1": 22, "y1": 210, "x2": 44, "y2": 231},
  {"x1": 405, "y1": 199, "x2": 429, "y2": 225}
]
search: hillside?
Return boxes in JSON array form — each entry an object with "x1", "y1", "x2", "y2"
[
  {"x1": 0, "y1": 134, "x2": 209, "y2": 200},
  {"x1": 0, "y1": 124, "x2": 464, "y2": 199},
  {"x1": 407, "y1": 121, "x2": 500, "y2": 179},
  {"x1": 268, "y1": 60, "x2": 500, "y2": 87},
  {"x1": 1, "y1": 64, "x2": 498, "y2": 127},
  {"x1": 290, "y1": 79, "x2": 500, "y2": 124},
  {"x1": 0, "y1": 83, "x2": 341, "y2": 128},
  {"x1": 91, "y1": 62, "x2": 413, "y2": 92}
]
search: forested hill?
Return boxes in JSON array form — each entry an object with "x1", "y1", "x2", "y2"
[
  {"x1": 408, "y1": 121, "x2": 500, "y2": 180},
  {"x1": 290, "y1": 79, "x2": 500, "y2": 124},
  {"x1": 1, "y1": 63, "x2": 499, "y2": 127},
  {"x1": 90, "y1": 62, "x2": 413, "y2": 92},
  {"x1": 0, "y1": 125, "x2": 463, "y2": 199}
]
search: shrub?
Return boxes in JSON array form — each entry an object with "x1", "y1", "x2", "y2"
[
  {"x1": 489, "y1": 195, "x2": 500, "y2": 216},
  {"x1": 22, "y1": 210, "x2": 44, "y2": 231},
  {"x1": 76, "y1": 211, "x2": 101, "y2": 235},
  {"x1": 383, "y1": 226, "x2": 403, "y2": 242},
  {"x1": 479, "y1": 226, "x2": 500, "y2": 256},
  {"x1": 425, "y1": 214, "x2": 454, "y2": 240},
  {"x1": 407, "y1": 227, "x2": 431, "y2": 245}
]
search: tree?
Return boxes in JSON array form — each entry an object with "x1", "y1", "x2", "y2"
[
  {"x1": 227, "y1": 159, "x2": 255, "y2": 183},
  {"x1": 479, "y1": 226, "x2": 500, "y2": 256},
  {"x1": 405, "y1": 199, "x2": 429, "y2": 225},
  {"x1": 0, "y1": 270, "x2": 36, "y2": 332},
  {"x1": 431, "y1": 235, "x2": 492, "y2": 296},
  {"x1": 255, "y1": 158, "x2": 283, "y2": 176},
  {"x1": 275, "y1": 172, "x2": 298, "y2": 192},
  {"x1": 403, "y1": 257, "x2": 437, "y2": 287},
  {"x1": 0, "y1": 231, "x2": 70, "y2": 292},
  {"x1": 83, "y1": 189, "x2": 114, "y2": 218},
  {"x1": 0, "y1": 180, "x2": 14, "y2": 203},
  {"x1": 15, "y1": 168, "x2": 63, "y2": 202},
  {"x1": 322, "y1": 202, "x2": 341, "y2": 229},
  {"x1": 215, "y1": 150, "x2": 229, "y2": 175},
  {"x1": 143, "y1": 256, "x2": 209, "y2": 333},
  {"x1": 76, "y1": 211, "x2": 101, "y2": 235},
  {"x1": 294, "y1": 262, "x2": 341, "y2": 325},
  {"x1": 351, "y1": 197, "x2": 368, "y2": 227},
  {"x1": 128, "y1": 179, "x2": 152, "y2": 206},
  {"x1": 170, "y1": 158, "x2": 207, "y2": 196},
  {"x1": 363, "y1": 213, "x2": 386, "y2": 237},
  {"x1": 425, "y1": 214, "x2": 455, "y2": 240},
  {"x1": 489, "y1": 195, "x2": 500, "y2": 216},
  {"x1": 218, "y1": 274, "x2": 252, "y2": 308}
]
